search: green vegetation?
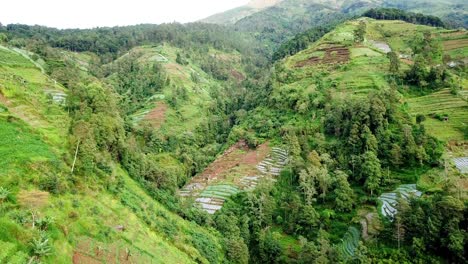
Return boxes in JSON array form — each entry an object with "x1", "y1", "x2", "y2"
[{"x1": 0, "y1": 4, "x2": 466, "y2": 264}]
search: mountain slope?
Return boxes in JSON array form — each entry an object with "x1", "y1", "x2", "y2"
[
  {"x1": 208, "y1": 17, "x2": 466, "y2": 262},
  {"x1": 201, "y1": 0, "x2": 283, "y2": 24},
  {"x1": 0, "y1": 44, "x2": 222, "y2": 264}
]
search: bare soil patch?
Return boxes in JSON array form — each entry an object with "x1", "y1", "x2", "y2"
[
  {"x1": 296, "y1": 45, "x2": 350, "y2": 67},
  {"x1": 443, "y1": 39, "x2": 468, "y2": 51},
  {"x1": 192, "y1": 140, "x2": 270, "y2": 183},
  {"x1": 230, "y1": 69, "x2": 245, "y2": 82},
  {"x1": 143, "y1": 102, "x2": 168, "y2": 128}
]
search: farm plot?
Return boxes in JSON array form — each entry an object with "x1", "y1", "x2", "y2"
[
  {"x1": 256, "y1": 147, "x2": 289, "y2": 176},
  {"x1": 453, "y1": 157, "x2": 468, "y2": 174},
  {"x1": 339, "y1": 226, "x2": 360, "y2": 259},
  {"x1": 378, "y1": 184, "x2": 422, "y2": 220},
  {"x1": 295, "y1": 45, "x2": 350, "y2": 67},
  {"x1": 180, "y1": 141, "x2": 289, "y2": 214},
  {"x1": 44, "y1": 89, "x2": 67, "y2": 105},
  {"x1": 406, "y1": 88, "x2": 468, "y2": 141}
]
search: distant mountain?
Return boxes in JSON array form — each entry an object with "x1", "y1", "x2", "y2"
[
  {"x1": 202, "y1": 0, "x2": 467, "y2": 51},
  {"x1": 201, "y1": 0, "x2": 284, "y2": 24},
  {"x1": 247, "y1": 0, "x2": 283, "y2": 9}
]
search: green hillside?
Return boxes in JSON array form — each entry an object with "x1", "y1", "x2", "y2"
[
  {"x1": 0, "y1": 5, "x2": 466, "y2": 264},
  {"x1": 0, "y1": 40, "x2": 222, "y2": 264},
  {"x1": 213, "y1": 18, "x2": 466, "y2": 263}
]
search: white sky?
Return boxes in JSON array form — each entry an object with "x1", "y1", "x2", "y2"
[{"x1": 0, "y1": 0, "x2": 249, "y2": 29}]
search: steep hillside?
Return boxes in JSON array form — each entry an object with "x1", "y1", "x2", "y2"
[
  {"x1": 0, "y1": 43, "x2": 223, "y2": 264},
  {"x1": 282, "y1": 18, "x2": 467, "y2": 142},
  {"x1": 209, "y1": 18, "x2": 466, "y2": 263}
]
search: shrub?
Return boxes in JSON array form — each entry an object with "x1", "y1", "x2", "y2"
[
  {"x1": 0, "y1": 187, "x2": 10, "y2": 203},
  {"x1": 191, "y1": 231, "x2": 220, "y2": 264},
  {"x1": 30, "y1": 234, "x2": 52, "y2": 258}
]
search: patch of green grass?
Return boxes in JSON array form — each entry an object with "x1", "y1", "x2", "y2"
[
  {"x1": 350, "y1": 47, "x2": 382, "y2": 58},
  {"x1": 0, "y1": 117, "x2": 57, "y2": 183},
  {"x1": 0, "y1": 47, "x2": 35, "y2": 68}
]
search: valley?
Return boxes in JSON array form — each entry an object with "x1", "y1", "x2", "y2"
[{"x1": 0, "y1": 2, "x2": 467, "y2": 264}]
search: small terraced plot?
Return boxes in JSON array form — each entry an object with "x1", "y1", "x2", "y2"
[
  {"x1": 143, "y1": 102, "x2": 168, "y2": 128},
  {"x1": 295, "y1": 45, "x2": 350, "y2": 67},
  {"x1": 339, "y1": 226, "x2": 360, "y2": 259},
  {"x1": 180, "y1": 141, "x2": 289, "y2": 213},
  {"x1": 378, "y1": 184, "x2": 422, "y2": 220}
]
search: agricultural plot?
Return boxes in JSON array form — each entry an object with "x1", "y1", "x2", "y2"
[
  {"x1": 378, "y1": 184, "x2": 422, "y2": 220},
  {"x1": 180, "y1": 142, "x2": 289, "y2": 214},
  {"x1": 406, "y1": 88, "x2": 468, "y2": 142},
  {"x1": 339, "y1": 226, "x2": 360, "y2": 259},
  {"x1": 256, "y1": 147, "x2": 289, "y2": 176},
  {"x1": 295, "y1": 45, "x2": 350, "y2": 67},
  {"x1": 44, "y1": 89, "x2": 67, "y2": 105},
  {"x1": 0, "y1": 46, "x2": 69, "y2": 150},
  {"x1": 453, "y1": 157, "x2": 468, "y2": 174},
  {"x1": 356, "y1": 207, "x2": 382, "y2": 240}
]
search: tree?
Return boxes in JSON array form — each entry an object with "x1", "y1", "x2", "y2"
[
  {"x1": 405, "y1": 55, "x2": 429, "y2": 87},
  {"x1": 361, "y1": 151, "x2": 382, "y2": 196},
  {"x1": 298, "y1": 237, "x2": 319, "y2": 263},
  {"x1": 316, "y1": 167, "x2": 332, "y2": 200},
  {"x1": 416, "y1": 114, "x2": 426, "y2": 124},
  {"x1": 0, "y1": 33, "x2": 7, "y2": 43},
  {"x1": 354, "y1": 21, "x2": 366, "y2": 43},
  {"x1": 299, "y1": 168, "x2": 317, "y2": 205},
  {"x1": 387, "y1": 51, "x2": 400, "y2": 75},
  {"x1": 258, "y1": 230, "x2": 282, "y2": 264},
  {"x1": 315, "y1": 229, "x2": 332, "y2": 264},
  {"x1": 333, "y1": 171, "x2": 355, "y2": 212},
  {"x1": 354, "y1": 241, "x2": 371, "y2": 264},
  {"x1": 225, "y1": 237, "x2": 249, "y2": 264}
]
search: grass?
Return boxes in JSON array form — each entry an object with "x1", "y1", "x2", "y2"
[
  {"x1": 0, "y1": 47, "x2": 69, "y2": 150},
  {"x1": 0, "y1": 116, "x2": 58, "y2": 185},
  {"x1": 0, "y1": 43, "x2": 223, "y2": 263},
  {"x1": 406, "y1": 88, "x2": 468, "y2": 141}
]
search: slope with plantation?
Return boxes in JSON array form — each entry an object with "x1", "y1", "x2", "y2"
[{"x1": 209, "y1": 17, "x2": 467, "y2": 263}]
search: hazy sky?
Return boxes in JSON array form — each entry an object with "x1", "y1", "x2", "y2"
[{"x1": 0, "y1": 0, "x2": 249, "y2": 29}]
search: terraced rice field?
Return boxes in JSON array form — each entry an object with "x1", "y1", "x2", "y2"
[
  {"x1": 406, "y1": 88, "x2": 468, "y2": 141},
  {"x1": 339, "y1": 226, "x2": 360, "y2": 259},
  {"x1": 453, "y1": 157, "x2": 468, "y2": 174},
  {"x1": 378, "y1": 184, "x2": 422, "y2": 220},
  {"x1": 179, "y1": 142, "x2": 289, "y2": 214}
]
